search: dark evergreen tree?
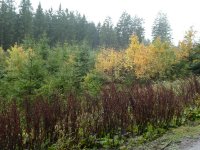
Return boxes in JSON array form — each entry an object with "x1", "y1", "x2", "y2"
[
  {"x1": 116, "y1": 12, "x2": 134, "y2": 49},
  {"x1": 99, "y1": 17, "x2": 117, "y2": 48},
  {"x1": 189, "y1": 44, "x2": 200, "y2": 75},
  {"x1": 152, "y1": 12, "x2": 172, "y2": 43},
  {"x1": 116, "y1": 12, "x2": 145, "y2": 49},
  {"x1": 0, "y1": 0, "x2": 16, "y2": 49},
  {"x1": 45, "y1": 8, "x2": 55, "y2": 46},
  {"x1": 132, "y1": 16, "x2": 145, "y2": 43},
  {"x1": 33, "y1": 2, "x2": 46, "y2": 40},
  {"x1": 75, "y1": 14, "x2": 87, "y2": 42},
  {"x1": 85, "y1": 22, "x2": 99, "y2": 48},
  {"x1": 17, "y1": 0, "x2": 33, "y2": 42},
  {"x1": 54, "y1": 4, "x2": 66, "y2": 44},
  {"x1": 0, "y1": 0, "x2": 7, "y2": 48},
  {"x1": 73, "y1": 43, "x2": 90, "y2": 90}
]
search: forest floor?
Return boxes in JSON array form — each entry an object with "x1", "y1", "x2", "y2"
[{"x1": 129, "y1": 121, "x2": 200, "y2": 150}]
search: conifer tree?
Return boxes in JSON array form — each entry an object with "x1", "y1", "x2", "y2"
[{"x1": 152, "y1": 12, "x2": 172, "y2": 43}]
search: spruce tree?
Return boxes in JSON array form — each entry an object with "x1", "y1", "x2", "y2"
[
  {"x1": 116, "y1": 12, "x2": 134, "y2": 49},
  {"x1": 99, "y1": 17, "x2": 117, "y2": 48},
  {"x1": 33, "y1": 2, "x2": 46, "y2": 40},
  {"x1": 152, "y1": 12, "x2": 172, "y2": 43},
  {"x1": 17, "y1": 0, "x2": 33, "y2": 42}
]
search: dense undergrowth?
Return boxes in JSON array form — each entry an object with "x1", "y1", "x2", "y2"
[{"x1": 0, "y1": 76, "x2": 200, "y2": 149}]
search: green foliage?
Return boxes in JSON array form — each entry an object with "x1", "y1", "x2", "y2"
[
  {"x1": 98, "y1": 134, "x2": 125, "y2": 149},
  {"x1": 34, "y1": 33, "x2": 50, "y2": 60},
  {"x1": 38, "y1": 43, "x2": 93, "y2": 95},
  {"x1": 165, "y1": 60, "x2": 191, "y2": 80},
  {"x1": 39, "y1": 44, "x2": 74, "y2": 95},
  {"x1": 0, "y1": 48, "x2": 7, "y2": 95},
  {"x1": 4, "y1": 46, "x2": 45, "y2": 99},
  {"x1": 142, "y1": 124, "x2": 166, "y2": 141},
  {"x1": 0, "y1": 48, "x2": 6, "y2": 78},
  {"x1": 83, "y1": 70, "x2": 104, "y2": 96},
  {"x1": 189, "y1": 44, "x2": 200, "y2": 75},
  {"x1": 73, "y1": 43, "x2": 91, "y2": 90},
  {"x1": 19, "y1": 49, "x2": 45, "y2": 96},
  {"x1": 184, "y1": 107, "x2": 200, "y2": 122}
]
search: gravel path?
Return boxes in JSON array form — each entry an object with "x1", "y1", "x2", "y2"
[
  {"x1": 183, "y1": 140, "x2": 200, "y2": 150},
  {"x1": 177, "y1": 137, "x2": 200, "y2": 150}
]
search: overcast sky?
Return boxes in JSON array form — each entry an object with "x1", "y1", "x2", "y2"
[{"x1": 17, "y1": 0, "x2": 200, "y2": 45}]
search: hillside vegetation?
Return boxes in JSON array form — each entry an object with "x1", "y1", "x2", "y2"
[{"x1": 0, "y1": 0, "x2": 200, "y2": 149}]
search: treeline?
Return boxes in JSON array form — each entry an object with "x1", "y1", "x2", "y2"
[{"x1": 0, "y1": 0, "x2": 172, "y2": 50}]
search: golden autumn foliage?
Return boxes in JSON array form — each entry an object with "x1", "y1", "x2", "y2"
[
  {"x1": 124, "y1": 36, "x2": 140, "y2": 70},
  {"x1": 95, "y1": 30, "x2": 196, "y2": 81},
  {"x1": 6, "y1": 45, "x2": 40, "y2": 81},
  {"x1": 95, "y1": 36, "x2": 177, "y2": 80},
  {"x1": 6, "y1": 45, "x2": 28, "y2": 74},
  {"x1": 124, "y1": 36, "x2": 177, "y2": 79},
  {"x1": 178, "y1": 28, "x2": 196, "y2": 59},
  {"x1": 95, "y1": 48, "x2": 125, "y2": 81}
]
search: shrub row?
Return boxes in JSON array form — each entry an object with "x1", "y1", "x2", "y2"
[{"x1": 0, "y1": 77, "x2": 200, "y2": 149}]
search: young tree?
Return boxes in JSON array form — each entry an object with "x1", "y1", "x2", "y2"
[
  {"x1": 73, "y1": 43, "x2": 90, "y2": 89},
  {"x1": 95, "y1": 48, "x2": 124, "y2": 82},
  {"x1": 5, "y1": 46, "x2": 45, "y2": 98},
  {"x1": 152, "y1": 12, "x2": 172, "y2": 43}
]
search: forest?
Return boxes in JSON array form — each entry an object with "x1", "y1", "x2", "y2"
[{"x1": 0, "y1": 0, "x2": 200, "y2": 149}]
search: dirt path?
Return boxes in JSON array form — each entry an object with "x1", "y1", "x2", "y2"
[
  {"x1": 130, "y1": 122, "x2": 200, "y2": 150},
  {"x1": 133, "y1": 136, "x2": 200, "y2": 150},
  {"x1": 185, "y1": 141, "x2": 200, "y2": 150},
  {"x1": 179, "y1": 137, "x2": 200, "y2": 150}
]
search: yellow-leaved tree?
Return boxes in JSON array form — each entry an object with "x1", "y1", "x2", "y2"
[
  {"x1": 178, "y1": 28, "x2": 196, "y2": 59},
  {"x1": 6, "y1": 45, "x2": 28, "y2": 76},
  {"x1": 95, "y1": 48, "x2": 125, "y2": 82},
  {"x1": 5, "y1": 45, "x2": 45, "y2": 98},
  {"x1": 125, "y1": 36, "x2": 152, "y2": 78},
  {"x1": 125, "y1": 36, "x2": 177, "y2": 79}
]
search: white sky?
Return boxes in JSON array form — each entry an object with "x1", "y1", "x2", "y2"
[{"x1": 17, "y1": 0, "x2": 200, "y2": 45}]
